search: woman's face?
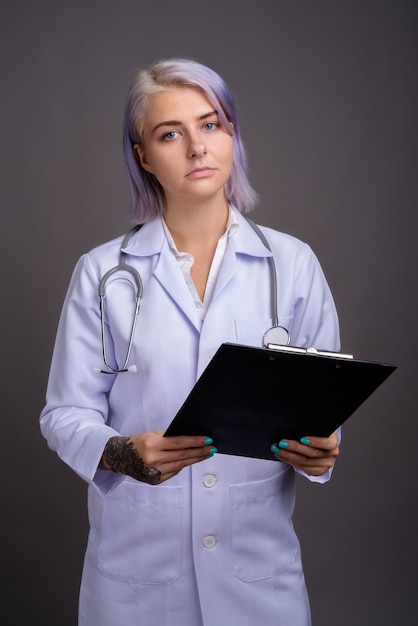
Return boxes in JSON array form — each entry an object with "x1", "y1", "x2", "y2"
[{"x1": 135, "y1": 87, "x2": 234, "y2": 208}]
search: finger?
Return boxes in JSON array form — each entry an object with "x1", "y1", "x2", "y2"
[
  {"x1": 156, "y1": 446, "x2": 218, "y2": 483},
  {"x1": 271, "y1": 439, "x2": 320, "y2": 459},
  {"x1": 272, "y1": 447, "x2": 336, "y2": 476},
  {"x1": 142, "y1": 439, "x2": 216, "y2": 467},
  {"x1": 271, "y1": 441, "x2": 338, "y2": 465},
  {"x1": 157, "y1": 443, "x2": 217, "y2": 467},
  {"x1": 272, "y1": 433, "x2": 338, "y2": 457},
  {"x1": 161, "y1": 434, "x2": 215, "y2": 451},
  {"x1": 135, "y1": 432, "x2": 215, "y2": 465},
  {"x1": 164, "y1": 448, "x2": 216, "y2": 474},
  {"x1": 298, "y1": 432, "x2": 339, "y2": 451}
]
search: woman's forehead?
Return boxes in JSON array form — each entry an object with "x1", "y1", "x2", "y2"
[{"x1": 146, "y1": 87, "x2": 215, "y2": 118}]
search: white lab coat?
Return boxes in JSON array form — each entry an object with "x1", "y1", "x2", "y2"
[{"x1": 40, "y1": 211, "x2": 340, "y2": 626}]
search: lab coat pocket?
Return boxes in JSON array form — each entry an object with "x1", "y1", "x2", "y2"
[
  {"x1": 97, "y1": 479, "x2": 183, "y2": 585},
  {"x1": 235, "y1": 316, "x2": 294, "y2": 347},
  {"x1": 230, "y1": 471, "x2": 298, "y2": 582}
]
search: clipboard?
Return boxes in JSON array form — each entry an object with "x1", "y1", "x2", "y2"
[{"x1": 164, "y1": 342, "x2": 397, "y2": 460}]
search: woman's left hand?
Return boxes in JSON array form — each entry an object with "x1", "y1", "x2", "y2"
[{"x1": 271, "y1": 432, "x2": 339, "y2": 476}]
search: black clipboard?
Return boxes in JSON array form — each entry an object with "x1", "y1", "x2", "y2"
[{"x1": 164, "y1": 342, "x2": 397, "y2": 460}]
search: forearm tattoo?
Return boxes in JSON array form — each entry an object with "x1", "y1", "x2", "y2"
[{"x1": 102, "y1": 436, "x2": 161, "y2": 485}]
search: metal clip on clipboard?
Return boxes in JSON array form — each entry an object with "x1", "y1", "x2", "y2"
[{"x1": 266, "y1": 343, "x2": 354, "y2": 360}]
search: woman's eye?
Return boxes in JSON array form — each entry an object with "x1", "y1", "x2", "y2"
[
  {"x1": 204, "y1": 122, "x2": 218, "y2": 131},
  {"x1": 162, "y1": 130, "x2": 179, "y2": 141}
]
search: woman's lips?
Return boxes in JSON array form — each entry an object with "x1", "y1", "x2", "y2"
[{"x1": 185, "y1": 167, "x2": 215, "y2": 179}]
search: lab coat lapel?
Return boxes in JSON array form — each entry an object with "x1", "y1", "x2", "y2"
[
  {"x1": 210, "y1": 244, "x2": 239, "y2": 302},
  {"x1": 153, "y1": 242, "x2": 202, "y2": 332},
  {"x1": 211, "y1": 212, "x2": 273, "y2": 303},
  {"x1": 122, "y1": 218, "x2": 202, "y2": 332}
]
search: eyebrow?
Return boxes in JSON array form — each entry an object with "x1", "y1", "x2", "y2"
[{"x1": 150, "y1": 110, "x2": 218, "y2": 134}]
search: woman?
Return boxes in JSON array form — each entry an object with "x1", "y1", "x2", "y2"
[{"x1": 40, "y1": 58, "x2": 340, "y2": 626}]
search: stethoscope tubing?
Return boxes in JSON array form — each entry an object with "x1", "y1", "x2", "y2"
[
  {"x1": 245, "y1": 219, "x2": 279, "y2": 328},
  {"x1": 97, "y1": 226, "x2": 142, "y2": 374},
  {"x1": 95, "y1": 218, "x2": 290, "y2": 374}
]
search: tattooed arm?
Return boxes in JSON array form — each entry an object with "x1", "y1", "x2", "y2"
[
  {"x1": 99, "y1": 431, "x2": 216, "y2": 485},
  {"x1": 100, "y1": 436, "x2": 162, "y2": 484}
]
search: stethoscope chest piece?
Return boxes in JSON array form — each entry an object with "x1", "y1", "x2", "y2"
[{"x1": 263, "y1": 325, "x2": 290, "y2": 348}]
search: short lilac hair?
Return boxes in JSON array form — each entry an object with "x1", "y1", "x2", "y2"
[{"x1": 123, "y1": 58, "x2": 259, "y2": 223}]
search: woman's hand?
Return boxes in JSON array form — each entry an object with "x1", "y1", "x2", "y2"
[
  {"x1": 271, "y1": 432, "x2": 339, "y2": 476},
  {"x1": 100, "y1": 431, "x2": 216, "y2": 484}
]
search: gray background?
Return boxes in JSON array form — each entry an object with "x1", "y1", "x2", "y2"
[{"x1": 2, "y1": 1, "x2": 417, "y2": 624}]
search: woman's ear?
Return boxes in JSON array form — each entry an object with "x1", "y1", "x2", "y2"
[{"x1": 133, "y1": 144, "x2": 153, "y2": 173}]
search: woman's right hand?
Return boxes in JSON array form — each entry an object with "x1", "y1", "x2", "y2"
[{"x1": 100, "y1": 431, "x2": 216, "y2": 484}]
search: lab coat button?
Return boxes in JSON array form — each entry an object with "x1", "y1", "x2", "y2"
[
  {"x1": 203, "y1": 474, "x2": 217, "y2": 488},
  {"x1": 203, "y1": 535, "x2": 216, "y2": 548}
]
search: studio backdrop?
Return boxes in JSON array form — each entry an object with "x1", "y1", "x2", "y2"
[{"x1": 1, "y1": 2, "x2": 417, "y2": 624}]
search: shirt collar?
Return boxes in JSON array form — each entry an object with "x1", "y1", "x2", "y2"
[{"x1": 121, "y1": 206, "x2": 272, "y2": 260}]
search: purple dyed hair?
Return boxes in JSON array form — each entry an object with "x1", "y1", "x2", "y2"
[{"x1": 123, "y1": 58, "x2": 259, "y2": 223}]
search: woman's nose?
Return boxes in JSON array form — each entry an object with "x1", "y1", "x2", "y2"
[{"x1": 188, "y1": 136, "x2": 207, "y2": 158}]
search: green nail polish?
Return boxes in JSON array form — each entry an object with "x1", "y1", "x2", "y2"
[
  {"x1": 203, "y1": 437, "x2": 213, "y2": 445},
  {"x1": 300, "y1": 437, "x2": 310, "y2": 445},
  {"x1": 278, "y1": 441, "x2": 289, "y2": 449},
  {"x1": 271, "y1": 445, "x2": 280, "y2": 453},
  {"x1": 209, "y1": 447, "x2": 217, "y2": 455}
]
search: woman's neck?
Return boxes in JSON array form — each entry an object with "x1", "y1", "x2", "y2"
[
  {"x1": 163, "y1": 197, "x2": 230, "y2": 301},
  {"x1": 163, "y1": 197, "x2": 229, "y2": 252}
]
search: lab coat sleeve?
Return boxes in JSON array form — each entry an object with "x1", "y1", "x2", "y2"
[
  {"x1": 289, "y1": 241, "x2": 341, "y2": 484},
  {"x1": 40, "y1": 252, "x2": 121, "y2": 484},
  {"x1": 290, "y1": 242, "x2": 340, "y2": 354}
]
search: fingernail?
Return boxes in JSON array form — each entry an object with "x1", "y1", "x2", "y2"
[
  {"x1": 271, "y1": 445, "x2": 280, "y2": 453},
  {"x1": 300, "y1": 437, "x2": 310, "y2": 445},
  {"x1": 203, "y1": 437, "x2": 213, "y2": 445},
  {"x1": 278, "y1": 441, "x2": 289, "y2": 449},
  {"x1": 206, "y1": 447, "x2": 218, "y2": 458}
]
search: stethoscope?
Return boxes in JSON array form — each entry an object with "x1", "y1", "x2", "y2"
[{"x1": 95, "y1": 219, "x2": 290, "y2": 374}]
